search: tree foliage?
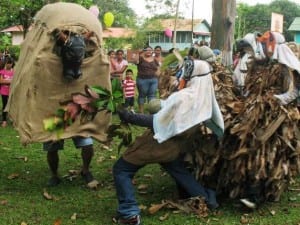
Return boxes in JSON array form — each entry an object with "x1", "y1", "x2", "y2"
[
  {"x1": 236, "y1": 0, "x2": 300, "y2": 41},
  {"x1": 145, "y1": 0, "x2": 178, "y2": 17},
  {"x1": 93, "y1": 0, "x2": 137, "y2": 28},
  {"x1": 0, "y1": 0, "x2": 137, "y2": 34},
  {"x1": 0, "y1": 0, "x2": 94, "y2": 36}
]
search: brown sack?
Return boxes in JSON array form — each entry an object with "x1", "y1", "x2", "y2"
[
  {"x1": 123, "y1": 130, "x2": 182, "y2": 165},
  {"x1": 6, "y1": 3, "x2": 111, "y2": 145}
]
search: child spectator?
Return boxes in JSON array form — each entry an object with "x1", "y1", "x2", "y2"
[
  {"x1": 0, "y1": 57, "x2": 14, "y2": 127},
  {"x1": 122, "y1": 69, "x2": 136, "y2": 112}
]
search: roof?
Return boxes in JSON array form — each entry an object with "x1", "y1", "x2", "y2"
[
  {"x1": 288, "y1": 17, "x2": 300, "y2": 31},
  {"x1": 146, "y1": 19, "x2": 209, "y2": 31},
  {"x1": 102, "y1": 27, "x2": 135, "y2": 38},
  {"x1": 1, "y1": 25, "x2": 135, "y2": 39},
  {"x1": 1, "y1": 25, "x2": 24, "y2": 33}
]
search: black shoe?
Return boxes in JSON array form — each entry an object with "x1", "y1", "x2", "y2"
[
  {"x1": 113, "y1": 215, "x2": 141, "y2": 225},
  {"x1": 47, "y1": 176, "x2": 61, "y2": 187},
  {"x1": 81, "y1": 171, "x2": 94, "y2": 184},
  {"x1": 206, "y1": 188, "x2": 219, "y2": 210}
]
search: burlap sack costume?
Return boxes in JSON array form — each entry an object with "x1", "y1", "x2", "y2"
[
  {"x1": 123, "y1": 130, "x2": 181, "y2": 165},
  {"x1": 6, "y1": 2, "x2": 111, "y2": 145},
  {"x1": 123, "y1": 126, "x2": 217, "y2": 166}
]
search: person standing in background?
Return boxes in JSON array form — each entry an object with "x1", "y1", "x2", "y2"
[
  {"x1": 154, "y1": 45, "x2": 163, "y2": 66},
  {"x1": 136, "y1": 46, "x2": 160, "y2": 113},
  {"x1": 0, "y1": 57, "x2": 14, "y2": 127},
  {"x1": 112, "y1": 49, "x2": 128, "y2": 81},
  {"x1": 108, "y1": 50, "x2": 117, "y2": 80}
]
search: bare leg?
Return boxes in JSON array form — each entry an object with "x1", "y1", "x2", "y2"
[
  {"x1": 47, "y1": 150, "x2": 59, "y2": 177},
  {"x1": 47, "y1": 150, "x2": 61, "y2": 186},
  {"x1": 138, "y1": 104, "x2": 144, "y2": 114},
  {"x1": 81, "y1": 145, "x2": 95, "y2": 183}
]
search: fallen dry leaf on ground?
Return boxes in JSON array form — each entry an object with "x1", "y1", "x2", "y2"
[
  {"x1": 148, "y1": 202, "x2": 168, "y2": 214},
  {"x1": 159, "y1": 213, "x2": 169, "y2": 221},
  {"x1": 0, "y1": 200, "x2": 8, "y2": 205},
  {"x1": 43, "y1": 189, "x2": 53, "y2": 200},
  {"x1": 87, "y1": 180, "x2": 100, "y2": 189},
  {"x1": 70, "y1": 213, "x2": 77, "y2": 220},
  {"x1": 7, "y1": 173, "x2": 19, "y2": 179},
  {"x1": 137, "y1": 184, "x2": 148, "y2": 191},
  {"x1": 53, "y1": 218, "x2": 61, "y2": 225},
  {"x1": 14, "y1": 156, "x2": 28, "y2": 162}
]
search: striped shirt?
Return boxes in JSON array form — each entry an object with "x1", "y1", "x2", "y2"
[{"x1": 123, "y1": 79, "x2": 135, "y2": 98}]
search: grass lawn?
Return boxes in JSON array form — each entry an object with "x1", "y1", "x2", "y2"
[{"x1": 0, "y1": 118, "x2": 300, "y2": 225}]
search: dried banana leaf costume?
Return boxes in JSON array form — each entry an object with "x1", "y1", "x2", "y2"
[{"x1": 6, "y1": 3, "x2": 111, "y2": 144}]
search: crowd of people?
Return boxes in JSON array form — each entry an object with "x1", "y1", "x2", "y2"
[{"x1": 108, "y1": 45, "x2": 163, "y2": 114}]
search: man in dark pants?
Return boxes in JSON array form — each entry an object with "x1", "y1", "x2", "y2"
[
  {"x1": 113, "y1": 51, "x2": 223, "y2": 224},
  {"x1": 113, "y1": 153, "x2": 218, "y2": 225}
]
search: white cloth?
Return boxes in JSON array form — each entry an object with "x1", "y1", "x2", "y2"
[
  {"x1": 271, "y1": 32, "x2": 300, "y2": 74},
  {"x1": 153, "y1": 60, "x2": 224, "y2": 143},
  {"x1": 233, "y1": 53, "x2": 252, "y2": 87},
  {"x1": 233, "y1": 33, "x2": 265, "y2": 88},
  {"x1": 271, "y1": 32, "x2": 300, "y2": 105},
  {"x1": 243, "y1": 33, "x2": 266, "y2": 60}
]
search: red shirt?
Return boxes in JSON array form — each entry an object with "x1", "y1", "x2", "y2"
[{"x1": 123, "y1": 78, "x2": 135, "y2": 98}]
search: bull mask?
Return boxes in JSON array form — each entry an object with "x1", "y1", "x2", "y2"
[{"x1": 56, "y1": 30, "x2": 93, "y2": 81}]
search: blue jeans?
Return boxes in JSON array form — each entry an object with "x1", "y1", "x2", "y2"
[
  {"x1": 43, "y1": 136, "x2": 93, "y2": 151},
  {"x1": 136, "y1": 77, "x2": 158, "y2": 105},
  {"x1": 113, "y1": 157, "x2": 217, "y2": 218}
]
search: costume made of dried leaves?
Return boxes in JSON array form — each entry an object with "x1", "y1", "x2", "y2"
[{"x1": 157, "y1": 59, "x2": 300, "y2": 203}]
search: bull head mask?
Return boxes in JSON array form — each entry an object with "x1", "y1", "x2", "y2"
[{"x1": 55, "y1": 30, "x2": 93, "y2": 81}]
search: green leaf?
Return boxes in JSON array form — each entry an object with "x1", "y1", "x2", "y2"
[
  {"x1": 92, "y1": 100, "x2": 108, "y2": 109},
  {"x1": 112, "y1": 90, "x2": 123, "y2": 99},
  {"x1": 90, "y1": 86, "x2": 111, "y2": 96},
  {"x1": 56, "y1": 108, "x2": 66, "y2": 117},
  {"x1": 111, "y1": 79, "x2": 122, "y2": 92},
  {"x1": 107, "y1": 99, "x2": 115, "y2": 112}
]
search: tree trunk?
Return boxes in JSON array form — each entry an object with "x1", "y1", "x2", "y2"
[
  {"x1": 210, "y1": 0, "x2": 236, "y2": 67},
  {"x1": 172, "y1": 0, "x2": 180, "y2": 48}
]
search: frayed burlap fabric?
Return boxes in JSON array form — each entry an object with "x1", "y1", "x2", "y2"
[{"x1": 7, "y1": 3, "x2": 111, "y2": 144}]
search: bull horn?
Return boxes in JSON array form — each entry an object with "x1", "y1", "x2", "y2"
[
  {"x1": 55, "y1": 30, "x2": 68, "y2": 43},
  {"x1": 172, "y1": 48, "x2": 184, "y2": 68},
  {"x1": 84, "y1": 31, "x2": 94, "y2": 39},
  {"x1": 273, "y1": 68, "x2": 298, "y2": 105}
]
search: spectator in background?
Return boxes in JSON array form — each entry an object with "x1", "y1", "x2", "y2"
[
  {"x1": 122, "y1": 69, "x2": 136, "y2": 112},
  {"x1": 0, "y1": 57, "x2": 15, "y2": 127},
  {"x1": 136, "y1": 46, "x2": 160, "y2": 113},
  {"x1": 0, "y1": 53, "x2": 5, "y2": 70},
  {"x1": 154, "y1": 45, "x2": 163, "y2": 66},
  {"x1": 108, "y1": 50, "x2": 117, "y2": 80},
  {"x1": 112, "y1": 49, "x2": 128, "y2": 81},
  {"x1": 199, "y1": 40, "x2": 209, "y2": 46}
]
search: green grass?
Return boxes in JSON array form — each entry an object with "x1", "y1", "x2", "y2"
[
  {"x1": 1, "y1": 89, "x2": 300, "y2": 225},
  {"x1": 0, "y1": 121, "x2": 300, "y2": 225}
]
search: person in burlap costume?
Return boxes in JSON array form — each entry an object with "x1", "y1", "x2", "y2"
[
  {"x1": 112, "y1": 47, "x2": 224, "y2": 225},
  {"x1": 6, "y1": 3, "x2": 111, "y2": 186}
]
